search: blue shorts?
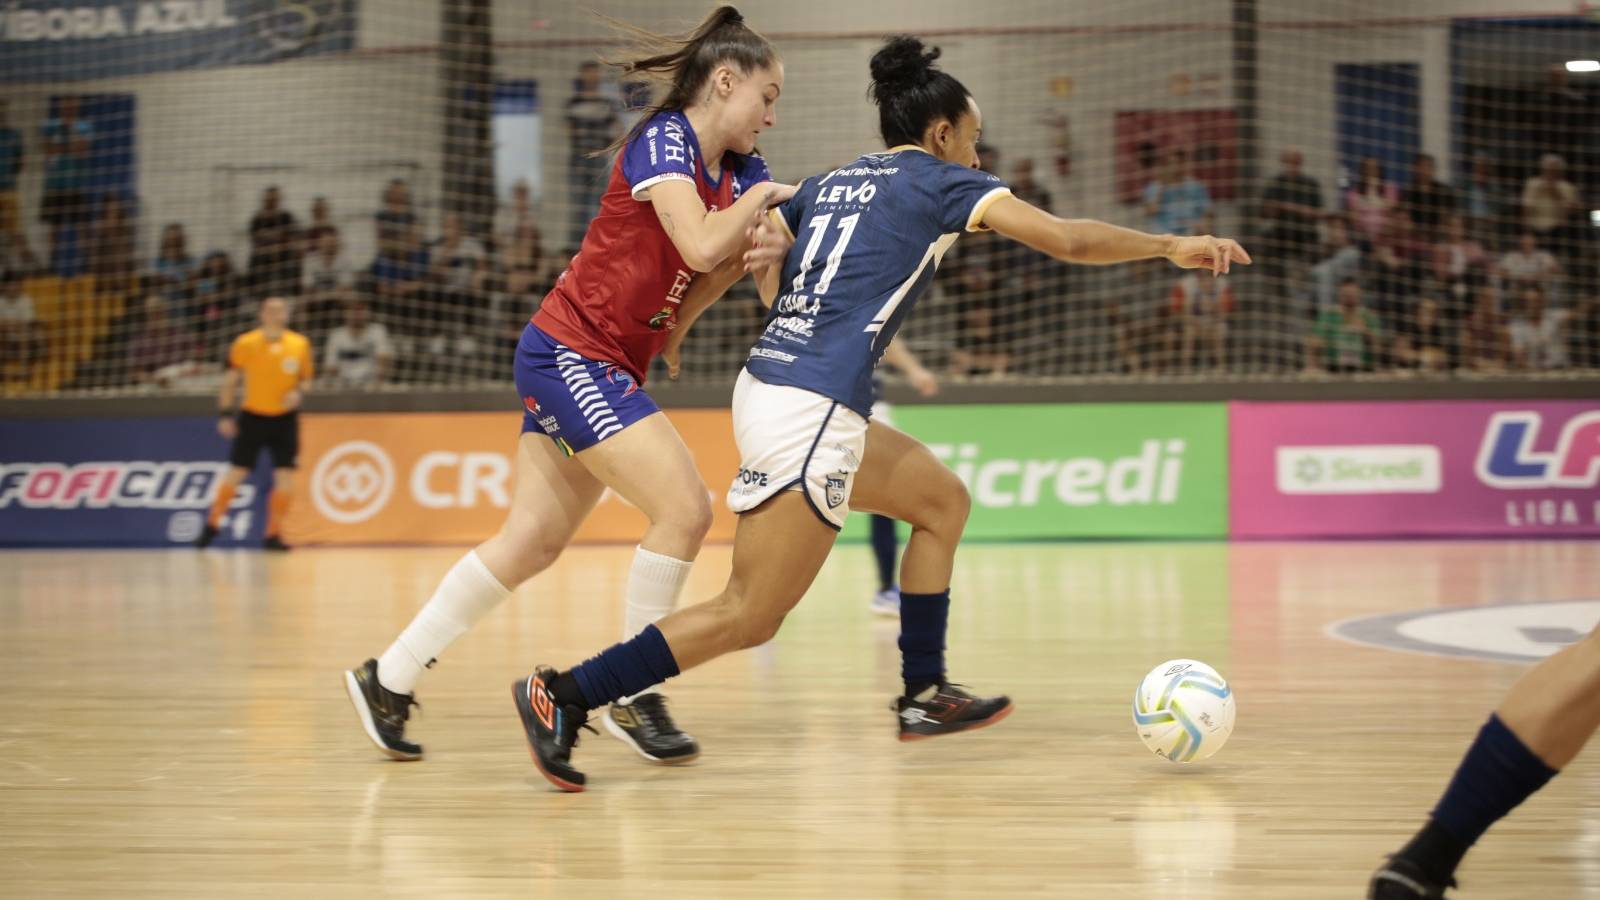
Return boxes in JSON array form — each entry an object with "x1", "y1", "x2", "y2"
[{"x1": 515, "y1": 324, "x2": 659, "y2": 455}]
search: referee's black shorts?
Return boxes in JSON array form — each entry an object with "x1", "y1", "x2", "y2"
[{"x1": 229, "y1": 411, "x2": 300, "y2": 470}]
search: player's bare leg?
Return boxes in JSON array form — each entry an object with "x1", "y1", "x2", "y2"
[
  {"x1": 346, "y1": 432, "x2": 602, "y2": 760},
  {"x1": 570, "y1": 411, "x2": 714, "y2": 763},
  {"x1": 514, "y1": 490, "x2": 834, "y2": 790},
  {"x1": 852, "y1": 420, "x2": 1013, "y2": 741},
  {"x1": 1370, "y1": 623, "x2": 1600, "y2": 898}
]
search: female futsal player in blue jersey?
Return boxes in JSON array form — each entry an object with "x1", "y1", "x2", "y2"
[
  {"x1": 346, "y1": 6, "x2": 794, "y2": 766},
  {"x1": 513, "y1": 35, "x2": 1249, "y2": 791}
]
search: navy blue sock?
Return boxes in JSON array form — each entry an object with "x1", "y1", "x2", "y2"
[
  {"x1": 898, "y1": 589, "x2": 950, "y2": 695},
  {"x1": 869, "y1": 515, "x2": 899, "y2": 591},
  {"x1": 564, "y1": 624, "x2": 681, "y2": 712},
  {"x1": 1400, "y1": 714, "x2": 1557, "y2": 882}
]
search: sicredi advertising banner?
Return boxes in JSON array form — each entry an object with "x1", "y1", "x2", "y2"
[
  {"x1": 1230, "y1": 401, "x2": 1600, "y2": 538},
  {"x1": 287, "y1": 410, "x2": 741, "y2": 546},
  {"x1": 0, "y1": 416, "x2": 268, "y2": 547},
  {"x1": 843, "y1": 403, "x2": 1229, "y2": 540}
]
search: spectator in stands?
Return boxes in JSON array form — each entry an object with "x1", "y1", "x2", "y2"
[
  {"x1": 307, "y1": 196, "x2": 334, "y2": 237},
  {"x1": 501, "y1": 222, "x2": 555, "y2": 303},
  {"x1": 375, "y1": 179, "x2": 417, "y2": 256},
  {"x1": 1143, "y1": 148, "x2": 1211, "y2": 237},
  {"x1": 1463, "y1": 154, "x2": 1506, "y2": 242},
  {"x1": 151, "y1": 223, "x2": 195, "y2": 303},
  {"x1": 190, "y1": 250, "x2": 241, "y2": 354},
  {"x1": 0, "y1": 270, "x2": 41, "y2": 382},
  {"x1": 1370, "y1": 213, "x2": 1428, "y2": 327},
  {"x1": 0, "y1": 100, "x2": 21, "y2": 242},
  {"x1": 1305, "y1": 278, "x2": 1384, "y2": 373},
  {"x1": 1495, "y1": 231, "x2": 1562, "y2": 298},
  {"x1": 88, "y1": 193, "x2": 137, "y2": 295},
  {"x1": 300, "y1": 227, "x2": 354, "y2": 340},
  {"x1": 1431, "y1": 213, "x2": 1488, "y2": 318},
  {"x1": 1400, "y1": 153, "x2": 1458, "y2": 234},
  {"x1": 1345, "y1": 156, "x2": 1398, "y2": 247},
  {"x1": 1306, "y1": 215, "x2": 1363, "y2": 315},
  {"x1": 370, "y1": 223, "x2": 431, "y2": 334},
  {"x1": 431, "y1": 211, "x2": 488, "y2": 306},
  {"x1": 566, "y1": 60, "x2": 621, "y2": 246},
  {"x1": 247, "y1": 186, "x2": 299, "y2": 297},
  {"x1": 321, "y1": 299, "x2": 394, "y2": 386},
  {"x1": 1520, "y1": 154, "x2": 1582, "y2": 267},
  {"x1": 1169, "y1": 270, "x2": 1233, "y2": 372},
  {"x1": 41, "y1": 96, "x2": 94, "y2": 276},
  {"x1": 1509, "y1": 284, "x2": 1581, "y2": 371},
  {"x1": 1261, "y1": 147, "x2": 1324, "y2": 279},
  {"x1": 1009, "y1": 158, "x2": 1052, "y2": 211},
  {"x1": 126, "y1": 294, "x2": 200, "y2": 387},
  {"x1": 1459, "y1": 283, "x2": 1509, "y2": 372},
  {"x1": 0, "y1": 229, "x2": 40, "y2": 279},
  {"x1": 1392, "y1": 295, "x2": 1450, "y2": 373},
  {"x1": 949, "y1": 294, "x2": 1013, "y2": 379},
  {"x1": 302, "y1": 227, "x2": 353, "y2": 296},
  {"x1": 495, "y1": 178, "x2": 535, "y2": 256}
]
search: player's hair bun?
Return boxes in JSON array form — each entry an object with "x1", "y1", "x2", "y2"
[{"x1": 869, "y1": 36, "x2": 941, "y2": 103}]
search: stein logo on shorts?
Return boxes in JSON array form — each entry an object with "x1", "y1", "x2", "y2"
[
  {"x1": 310, "y1": 440, "x2": 395, "y2": 524},
  {"x1": 825, "y1": 474, "x2": 847, "y2": 509}
]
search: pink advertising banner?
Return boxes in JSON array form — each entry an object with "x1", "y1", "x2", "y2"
[{"x1": 1230, "y1": 401, "x2": 1600, "y2": 538}]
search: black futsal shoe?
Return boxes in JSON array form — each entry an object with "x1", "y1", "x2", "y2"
[
  {"x1": 344, "y1": 658, "x2": 422, "y2": 761},
  {"x1": 262, "y1": 535, "x2": 290, "y2": 552},
  {"x1": 1368, "y1": 857, "x2": 1455, "y2": 899},
  {"x1": 894, "y1": 681, "x2": 1014, "y2": 741},
  {"x1": 604, "y1": 692, "x2": 701, "y2": 765},
  {"x1": 195, "y1": 524, "x2": 220, "y2": 548},
  {"x1": 512, "y1": 667, "x2": 594, "y2": 792}
]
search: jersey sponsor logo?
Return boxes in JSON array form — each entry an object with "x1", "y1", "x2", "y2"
[
  {"x1": 1476, "y1": 410, "x2": 1600, "y2": 489},
  {"x1": 814, "y1": 181, "x2": 877, "y2": 205},
  {"x1": 735, "y1": 468, "x2": 769, "y2": 487},
  {"x1": 0, "y1": 461, "x2": 254, "y2": 510},
  {"x1": 523, "y1": 395, "x2": 541, "y2": 414},
  {"x1": 768, "y1": 315, "x2": 814, "y2": 337},
  {"x1": 282, "y1": 355, "x2": 301, "y2": 374},
  {"x1": 648, "y1": 307, "x2": 675, "y2": 331},
  {"x1": 660, "y1": 116, "x2": 688, "y2": 166},
  {"x1": 309, "y1": 440, "x2": 395, "y2": 524},
  {"x1": 749, "y1": 347, "x2": 797, "y2": 364}
]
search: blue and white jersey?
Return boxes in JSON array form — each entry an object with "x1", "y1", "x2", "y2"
[{"x1": 745, "y1": 147, "x2": 1011, "y2": 417}]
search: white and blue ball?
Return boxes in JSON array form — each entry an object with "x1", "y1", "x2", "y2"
[{"x1": 1133, "y1": 659, "x2": 1236, "y2": 763}]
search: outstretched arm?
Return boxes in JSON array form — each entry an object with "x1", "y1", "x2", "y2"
[{"x1": 981, "y1": 195, "x2": 1250, "y2": 275}]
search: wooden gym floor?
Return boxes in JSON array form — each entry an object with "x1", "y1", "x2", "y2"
[{"x1": 1, "y1": 540, "x2": 1596, "y2": 898}]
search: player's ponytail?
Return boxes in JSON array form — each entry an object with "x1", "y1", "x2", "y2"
[
  {"x1": 869, "y1": 35, "x2": 972, "y2": 148},
  {"x1": 601, "y1": 6, "x2": 777, "y2": 154}
]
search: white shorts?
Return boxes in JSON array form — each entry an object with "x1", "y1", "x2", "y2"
[{"x1": 727, "y1": 369, "x2": 868, "y2": 531}]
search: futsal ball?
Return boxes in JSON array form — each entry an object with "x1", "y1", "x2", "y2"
[{"x1": 1132, "y1": 659, "x2": 1236, "y2": 764}]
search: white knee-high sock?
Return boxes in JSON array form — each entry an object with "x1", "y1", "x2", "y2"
[
  {"x1": 618, "y1": 545, "x2": 694, "y2": 703},
  {"x1": 376, "y1": 550, "x2": 512, "y2": 696}
]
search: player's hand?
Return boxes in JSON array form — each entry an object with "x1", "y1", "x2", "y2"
[
  {"x1": 743, "y1": 213, "x2": 794, "y2": 273},
  {"x1": 661, "y1": 338, "x2": 683, "y2": 380},
  {"x1": 909, "y1": 365, "x2": 940, "y2": 398},
  {"x1": 217, "y1": 416, "x2": 238, "y2": 440},
  {"x1": 762, "y1": 182, "x2": 798, "y2": 207},
  {"x1": 284, "y1": 389, "x2": 302, "y2": 411},
  {"x1": 1167, "y1": 235, "x2": 1252, "y2": 277}
]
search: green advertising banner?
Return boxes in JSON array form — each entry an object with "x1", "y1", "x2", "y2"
[{"x1": 842, "y1": 403, "x2": 1228, "y2": 540}]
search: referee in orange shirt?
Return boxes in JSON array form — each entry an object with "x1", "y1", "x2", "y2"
[{"x1": 197, "y1": 296, "x2": 314, "y2": 550}]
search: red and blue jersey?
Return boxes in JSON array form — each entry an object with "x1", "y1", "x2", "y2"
[{"x1": 532, "y1": 109, "x2": 772, "y2": 384}]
